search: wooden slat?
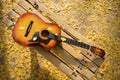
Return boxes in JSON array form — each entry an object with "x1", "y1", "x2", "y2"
[
  {"x1": 81, "y1": 50, "x2": 104, "y2": 66},
  {"x1": 7, "y1": 10, "x2": 20, "y2": 22},
  {"x1": 51, "y1": 46, "x2": 95, "y2": 80},
  {"x1": 13, "y1": 4, "x2": 27, "y2": 15},
  {"x1": 27, "y1": 0, "x2": 105, "y2": 66},
  {"x1": 18, "y1": 0, "x2": 50, "y2": 23},
  {"x1": 13, "y1": 3, "x2": 50, "y2": 23},
  {"x1": 2, "y1": 17, "x2": 13, "y2": 29}
]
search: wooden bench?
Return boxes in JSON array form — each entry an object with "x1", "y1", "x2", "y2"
[{"x1": 2, "y1": 0, "x2": 107, "y2": 80}]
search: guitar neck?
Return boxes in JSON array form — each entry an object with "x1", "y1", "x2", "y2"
[
  {"x1": 62, "y1": 37, "x2": 91, "y2": 50},
  {"x1": 57, "y1": 36, "x2": 105, "y2": 58}
]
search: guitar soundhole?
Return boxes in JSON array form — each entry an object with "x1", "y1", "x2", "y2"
[{"x1": 41, "y1": 30, "x2": 49, "y2": 39}]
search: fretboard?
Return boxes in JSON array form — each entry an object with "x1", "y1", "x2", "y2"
[{"x1": 61, "y1": 37, "x2": 91, "y2": 50}]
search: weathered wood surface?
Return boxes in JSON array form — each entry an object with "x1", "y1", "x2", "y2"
[{"x1": 2, "y1": 0, "x2": 107, "y2": 80}]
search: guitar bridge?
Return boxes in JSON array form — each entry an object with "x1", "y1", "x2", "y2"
[{"x1": 24, "y1": 20, "x2": 33, "y2": 37}]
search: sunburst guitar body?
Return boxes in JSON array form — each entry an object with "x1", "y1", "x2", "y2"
[{"x1": 13, "y1": 13, "x2": 61, "y2": 50}]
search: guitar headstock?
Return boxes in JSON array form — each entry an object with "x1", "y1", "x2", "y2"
[{"x1": 90, "y1": 46, "x2": 105, "y2": 58}]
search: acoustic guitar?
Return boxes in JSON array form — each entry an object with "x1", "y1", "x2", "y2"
[{"x1": 12, "y1": 13, "x2": 105, "y2": 58}]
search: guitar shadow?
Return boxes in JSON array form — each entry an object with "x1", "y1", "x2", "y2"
[
  {"x1": 0, "y1": 27, "x2": 10, "y2": 79},
  {"x1": 28, "y1": 47, "x2": 56, "y2": 80}
]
